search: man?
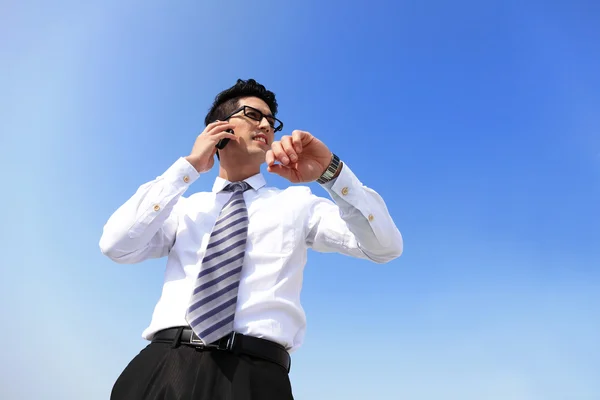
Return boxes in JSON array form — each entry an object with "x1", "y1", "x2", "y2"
[{"x1": 100, "y1": 79, "x2": 403, "y2": 399}]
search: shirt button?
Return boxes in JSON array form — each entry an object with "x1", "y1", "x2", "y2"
[
  {"x1": 153, "y1": 204, "x2": 161, "y2": 211},
  {"x1": 368, "y1": 214, "x2": 374, "y2": 222},
  {"x1": 341, "y1": 187, "x2": 349, "y2": 196},
  {"x1": 183, "y1": 175, "x2": 190, "y2": 183}
]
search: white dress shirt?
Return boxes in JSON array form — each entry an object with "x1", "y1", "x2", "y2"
[{"x1": 99, "y1": 157, "x2": 403, "y2": 353}]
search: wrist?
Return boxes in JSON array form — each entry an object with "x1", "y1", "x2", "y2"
[
  {"x1": 316, "y1": 153, "x2": 342, "y2": 184},
  {"x1": 184, "y1": 155, "x2": 204, "y2": 173}
]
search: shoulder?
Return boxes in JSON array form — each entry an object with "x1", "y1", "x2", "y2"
[
  {"x1": 176, "y1": 190, "x2": 215, "y2": 208},
  {"x1": 260, "y1": 184, "x2": 314, "y2": 199},
  {"x1": 181, "y1": 190, "x2": 214, "y2": 200},
  {"x1": 256, "y1": 185, "x2": 324, "y2": 213}
]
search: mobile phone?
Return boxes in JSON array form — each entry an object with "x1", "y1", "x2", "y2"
[{"x1": 215, "y1": 129, "x2": 234, "y2": 150}]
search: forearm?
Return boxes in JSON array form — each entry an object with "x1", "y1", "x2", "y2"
[{"x1": 317, "y1": 163, "x2": 403, "y2": 263}]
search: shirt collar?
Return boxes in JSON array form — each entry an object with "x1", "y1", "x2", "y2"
[{"x1": 211, "y1": 172, "x2": 266, "y2": 193}]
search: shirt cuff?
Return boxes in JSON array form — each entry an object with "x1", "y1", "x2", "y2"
[
  {"x1": 320, "y1": 164, "x2": 371, "y2": 218},
  {"x1": 321, "y1": 163, "x2": 361, "y2": 199},
  {"x1": 160, "y1": 157, "x2": 201, "y2": 191}
]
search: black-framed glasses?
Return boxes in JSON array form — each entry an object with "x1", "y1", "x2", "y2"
[{"x1": 224, "y1": 105, "x2": 284, "y2": 132}]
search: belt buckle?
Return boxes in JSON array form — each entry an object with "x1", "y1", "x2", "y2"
[
  {"x1": 189, "y1": 331, "x2": 210, "y2": 347},
  {"x1": 189, "y1": 330, "x2": 235, "y2": 350},
  {"x1": 217, "y1": 331, "x2": 236, "y2": 351}
]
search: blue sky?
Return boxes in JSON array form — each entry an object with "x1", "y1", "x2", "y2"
[{"x1": 2, "y1": 0, "x2": 599, "y2": 399}]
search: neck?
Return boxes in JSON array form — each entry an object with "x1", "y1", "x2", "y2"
[{"x1": 218, "y1": 157, "x2": 261, "y2": 182}]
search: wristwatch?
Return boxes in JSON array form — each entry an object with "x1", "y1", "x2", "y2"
[{"x1": 317, "y1": 153, "x2": 342, "y2": 184}]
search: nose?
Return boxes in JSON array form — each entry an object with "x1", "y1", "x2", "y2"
[{"x1": 258, "y1": 116, "x2": 272, "y2": 133}]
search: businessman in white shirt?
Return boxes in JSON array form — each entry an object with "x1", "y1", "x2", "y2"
[{"x1": 100, "y1": 78, "x2": 403, "y2": 400}]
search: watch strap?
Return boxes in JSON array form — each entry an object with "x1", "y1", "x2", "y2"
[{"x1": 316, "y1": 153, "x2": 341, "y2": 184}]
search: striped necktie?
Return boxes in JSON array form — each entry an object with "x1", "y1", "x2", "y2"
[{"x1": 185, "y1": 181, "x2": 251, "y2": 344}]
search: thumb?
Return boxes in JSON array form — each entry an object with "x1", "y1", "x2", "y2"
[{"x1": 267, "y1": 164, "x2": 296, "y2": 181}]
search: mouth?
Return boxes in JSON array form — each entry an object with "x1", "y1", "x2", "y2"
[{"x1": 252, "y1": 134, "x2": 269, "y2": 146}]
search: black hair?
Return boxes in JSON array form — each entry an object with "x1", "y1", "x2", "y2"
[{"x1": 204, "y1": 78, "x2": 278, "y2": 127}]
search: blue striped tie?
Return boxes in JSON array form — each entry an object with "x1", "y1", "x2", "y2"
[{"x1": 185, "y1": 181, "x2": 251, "y2": 344}]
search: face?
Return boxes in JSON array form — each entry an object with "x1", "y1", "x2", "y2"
[{"x1": 224, "y1": 96, "x2": 277, "y2": 161}]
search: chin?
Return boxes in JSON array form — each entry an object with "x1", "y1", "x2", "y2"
[
  {"x1": 240, "y1": 147, "x2": 265, "y2": 162},
  {"x1": 248, "y1": 145, "x2": 267, "y2": 155},
  {"x1": 254, "y1": 151, "x2": 267, "y2": 163}
]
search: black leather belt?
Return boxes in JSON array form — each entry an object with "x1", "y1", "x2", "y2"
[{"x1": 152, "y1": 327, "x2": 291, "y2": 373}]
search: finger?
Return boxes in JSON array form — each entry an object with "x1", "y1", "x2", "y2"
[
  {"x1": 204, "y1": 120, "x2": 230, "y2": 133},
  {"x1": 207, "y1": 120, "x2": 231, "y2": 128},
  {"x1": 292, "y1": 130, "x2": 304, "y2": 153},
  {"x1": 281, "y1": 136, "x2": 298, "y2": 162},
  {"x1": 267, "y1": 164, "x2": 295, "y2": 181},
  {"x1": 214, "y1": 131, "x2": 238, "y2": 142},
  {"x1": 207, "y1": 123, "x2": 235, "y2": 135},
  {"x1": 292, "y1": 130, "x2": 312, "y2": 146},
  {"x1": 270, "y1": 141, "x2": 290, "y2": 165},
  {"x1": 265, "y1": 149, "x2": 275, "y2": 166}
]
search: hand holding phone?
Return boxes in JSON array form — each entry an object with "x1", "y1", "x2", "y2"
[
  {"x1": 185, "y1": 121, "x2": 236, "y2": 173},
  {"x1": 215, "y1": 129, "x2": 234, "y2": 150}
]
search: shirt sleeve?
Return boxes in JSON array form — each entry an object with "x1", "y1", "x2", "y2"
[
  {"x1": 99, "y1": 157, "x2": 200, "y2": 264},
  {"x1": 305, "y1": 163, "x2": 403, "y2": 264}
]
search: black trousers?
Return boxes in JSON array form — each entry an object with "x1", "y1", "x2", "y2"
[{"x1": 110, "y1": 342, "x2": 294, "y2": 400}]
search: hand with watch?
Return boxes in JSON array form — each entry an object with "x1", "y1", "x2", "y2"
[{"x1": 266, "y1": 130, "x2": 343, "y2": 184}]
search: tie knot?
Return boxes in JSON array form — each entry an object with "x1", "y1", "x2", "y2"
[{"x1": 224, "y1": 181, "x2": 251, "y2": 193}]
